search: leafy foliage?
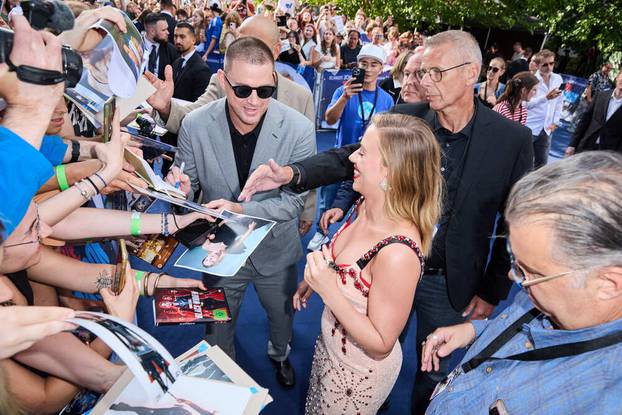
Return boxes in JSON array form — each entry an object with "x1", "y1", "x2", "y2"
[{"x1": 307, "y1": 0, "x2": 621, "y2": 56}]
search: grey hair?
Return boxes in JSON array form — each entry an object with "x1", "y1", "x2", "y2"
[
  {"x1": 424, "y1": 30, "x2": 483, "y2": 67},
  {"x1": 223, "y1": 37, "x2": 275, "y2": 72},
  {"x1": 505, "y1": 151, "x2": 622, "y2": 273}
]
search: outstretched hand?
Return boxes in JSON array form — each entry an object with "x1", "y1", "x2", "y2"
[
  {"x1": 420, "y1": 323, "x2": 476, "y2": 372},
  {"x1": 145, "y1": 66, "x2": 174, "y2": 119},
  {"x1": 320, "y1": 208, "x2": 344, "y2": 234},
  {"x1": 0, "y1": 305, "x2": 75, "y2": 359},
  {"x1": 238, "y1": 159, "x2": 294, "y2": 202}
]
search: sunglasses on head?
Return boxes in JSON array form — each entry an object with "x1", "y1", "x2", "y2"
[
  {"x1": 487, "y1": 66, "x2": 501, "y2": 73},
  {"x1": 223, "y1": 74, "x2": 277, "y2": 99}
]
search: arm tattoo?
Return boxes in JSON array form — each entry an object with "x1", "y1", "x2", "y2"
[{"x1": 96, "y1": 269, "x2": 113, "y2": 290}]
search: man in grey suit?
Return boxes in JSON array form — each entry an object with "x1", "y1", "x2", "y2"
[
  {"x1": 171, "y1": 37, "x2": 316, "y2": 389},
  {"x1": 146, "y1": 15, "x2": 317, "y2": 236}
]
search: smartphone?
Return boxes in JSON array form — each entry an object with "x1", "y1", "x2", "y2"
[
  {"x1": 102, "y1": 96, "x2": 116, "y2": 143},
  {"x1": 113, "y1": 239, "x2": 129, "y2": 295},
  {"x1": 489, "y1": 400, "x2": 510, "y2": 415},
  {"x1": 557, "y1": 82, "x2": 567, "y2": 91},
  {"x1": 351, "y1": 67, "x2": 366, "y2": 86},
  {"x1": 173, "y1": 218, "x2": 222, "y2": 248}
]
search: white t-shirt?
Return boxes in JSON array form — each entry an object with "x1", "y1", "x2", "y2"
[
  {"x1": 301, "y1": 40, "x2": 316, "y2": 60},
  {"x1": 314, "y1": 44, "x2": 337, "y2": 70}
]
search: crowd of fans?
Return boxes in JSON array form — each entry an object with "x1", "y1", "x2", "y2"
[{"x1": 1, "y1": 0, "x2": 621, "y2": 414}]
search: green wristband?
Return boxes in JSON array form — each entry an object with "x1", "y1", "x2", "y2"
[
  {"x1": 131, "y1": 212, "x2": 141, "y2": 236},
  {"x1": 56, "y1": 165, "x2": 70, "y2": 191},
  {"x1": 135, "y1": 271, "x2": 146, "y2": 296}
]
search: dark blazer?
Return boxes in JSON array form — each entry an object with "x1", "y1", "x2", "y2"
[
  {"x1": 172, "y1": 51, "x2": 212, "y2": 102},
  {"x1": 379, "y1": 77, "x2": 403, "y2": 104},
  {"x1": 162, "y1": 12, "x2": 176, "y2": 44},
  {"x1": 291, "y1": 100, "x2": 533, "y2": 310},
  {"x1": 156, "y1": 42, "x2": 180, "y2": 80},
  {"x1": 570, "y1": 90, "x2": 622, "y2": 153}
]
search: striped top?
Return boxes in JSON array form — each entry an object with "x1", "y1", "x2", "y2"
[{"x1": 493, "y1": 100, "x2": 528, "y2": 125}]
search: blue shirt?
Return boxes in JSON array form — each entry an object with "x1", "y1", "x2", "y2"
[
  {"x1": 427, "y1": 290, "x2": 622, "y2": 414},
  {"x1": 205, "y1": 15, "x2": 222, "y2": 52},
  {"x1": 0, "y1": 127, "x2": 54, "y2": 236},
  {"x1": 40, "y1": 135, "x2": 68, "y2": 166},
  {"x1": 330, "y1": 85, "x2": 394, "y2": 147}
]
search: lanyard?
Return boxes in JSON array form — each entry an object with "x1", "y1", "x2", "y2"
[
  {"x1": 358, "y1": 87, "x2": 379, "y2": 130},
  {"x1": 461, "y1": 308, "x2": 622, "y2": 374}
]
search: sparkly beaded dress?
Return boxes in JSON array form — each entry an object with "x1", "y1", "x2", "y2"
[{"x1": 305, "y1": 200, "x2": 424, "y2": 415}]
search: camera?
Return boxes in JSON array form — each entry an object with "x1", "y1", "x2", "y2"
[
  {"x1": 136, "y1": 115, "x2": 156, "y2": 137},
  {"x1": 0, "y1": 0, "x2": 83, "y2": 88},
  {"x1": 0, "y1": 28, "x2": 83, "y2": 88}
]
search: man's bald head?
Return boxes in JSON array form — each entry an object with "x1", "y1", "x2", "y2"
[{"x1": 238, "y1": 15, "x2": 280, "y2": 59}]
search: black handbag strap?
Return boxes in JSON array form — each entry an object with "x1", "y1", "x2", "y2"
[{"x1": 462, "y1": 308, "x2": 622, "y2": 373}]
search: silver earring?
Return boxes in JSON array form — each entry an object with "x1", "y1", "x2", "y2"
[{"x1": 379, "y1": 178, "x2": 388, "y2": 191}]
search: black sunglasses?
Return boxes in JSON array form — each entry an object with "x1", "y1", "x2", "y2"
[
  {"x1": 223, "y1": 74, "x2": 277, "y2": 99},
  {"x1": 487, "y1": 66, "x2": 501, "y2": 73}
]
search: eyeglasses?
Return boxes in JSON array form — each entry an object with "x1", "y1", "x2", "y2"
[
  {"x1": 506, "y1": 241, "x2": 578, "y2": 288},
  {"x1": 3, "y1": 205, "x2": 41, "y2": 249},
  {"x1": 487, "y1": 66, "x2": 501, "y2": 73},
  {"x1": 223, "y1": 74, "x2": 276, "y2": 99},
  {"x1": 416, "y1": 62, "x2": 472, "y2": 82}
]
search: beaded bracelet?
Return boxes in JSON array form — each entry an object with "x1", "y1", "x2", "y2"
[
  {"x1": 161, "y1": 212, "x2": 170, "y2": 236},
  {"x1": 74, "y1": 181, "x2": 92, "y2": 201}
]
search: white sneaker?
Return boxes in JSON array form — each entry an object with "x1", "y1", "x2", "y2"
[{"x1": 307, "y1": 231, "x2": 330, "y2": 251}]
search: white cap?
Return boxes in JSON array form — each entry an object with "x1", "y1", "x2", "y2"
[{"x1": 357, "y1": 44, "x2": 386, "y2": 65}]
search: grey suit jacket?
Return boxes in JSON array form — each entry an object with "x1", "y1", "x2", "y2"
[{"x1": 176, "y1": 98, "x2": 316, "y2": 275}]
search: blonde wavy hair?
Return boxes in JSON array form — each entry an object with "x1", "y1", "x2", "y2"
[{"x1": 372, "y1": 113, "x2": 443, "y2": 255}]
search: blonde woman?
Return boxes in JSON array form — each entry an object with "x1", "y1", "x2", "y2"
[
  {"x1": 475, "y1": 56, "x2": 506, "y2": 107},
  {"x1": 299, "y1": 113, "x2": 443, "y2": 414}
]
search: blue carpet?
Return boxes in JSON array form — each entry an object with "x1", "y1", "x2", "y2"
[{"x1": 134, "y1": 126, "x2": 568, "y2": 414}]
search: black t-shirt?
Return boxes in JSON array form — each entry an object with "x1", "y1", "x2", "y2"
[
  {"x1": 340, "y1": 44, "x2": 361, "y2": 68},
  {"x1": 278, "y1": 49, "x2": 301, "y2": 65},
  {"x1": 426, "y1": 110, "x2": 476, "y2": 270},
  {"x1": 225, "y1": 103, "x2": 265, "y2": 189}
]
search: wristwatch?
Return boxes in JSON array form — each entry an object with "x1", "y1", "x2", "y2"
[
  {"x1": 289, "y1": 164, "x2": 301, "y2": 187},
  {"x1": 70, "y1": 140, "x2": 80, "y2": 163}
]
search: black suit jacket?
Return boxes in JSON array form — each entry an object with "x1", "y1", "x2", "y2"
[
  {"x1": 162, "y1": 12, "x2": 176, "y2": 44},
  {"x1": 156, "y1": 42, "x2": 179, "y2": 80},
  {"x1": 292, "y1": 100, "x2": 533, "y2": 310},
  {"x1": 172, "y1": 52, "x2": 212, "y2": 102},
  {"x1": 570, "y1": 90, "x2": 622, "y2": 153}
]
